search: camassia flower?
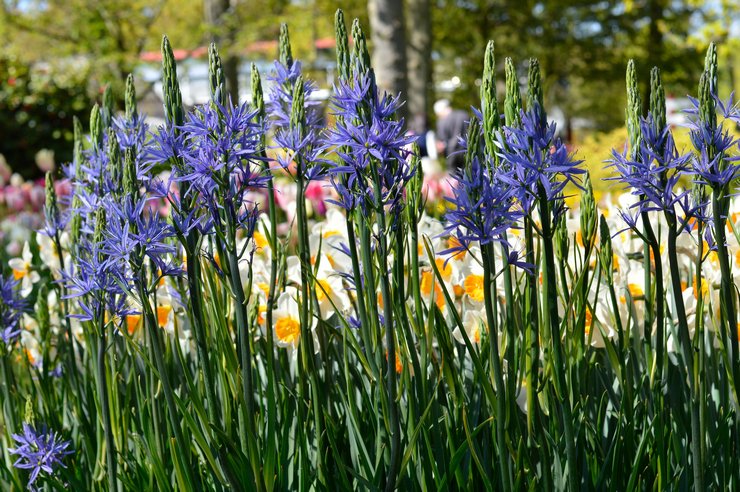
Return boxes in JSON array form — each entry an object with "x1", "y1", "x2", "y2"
[
  {"x1": 608, "y1": 114, "x2": 694, "y2": 216},
  {"x1": 496, "y1": 108, "x2": 585, "y2": 219},
  {"x1": 268, "y1": 60, "x2": 326, "y2": 181},
  {"x1": 9, "y1": 422, "x2": 73, "y2": 491},
  {"x1": 443, "y1": 154, "x2": 522, "y2": 255},
  {"x1": 685, "y1": 93, "x2": 740, "y2": 189},
  {"x1": 0, "y1": 274, "x2": 27, "y2": 344},
  {"x1": 323, "y1": 69, "x2": 416, "y2": 214}
]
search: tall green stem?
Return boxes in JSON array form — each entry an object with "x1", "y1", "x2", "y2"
[
  {"x1": 666, "y1": 222, "x2": 704, "y2": 490},
  {"x1": 482, "y1": 242, "x2": 512, "y2": 491},
  {"x1": 538, "y1": 191, "x2": 577, "y2": 492},
  {"x1": 96, "y1": 312, "x2": 118, "y2": 492}
]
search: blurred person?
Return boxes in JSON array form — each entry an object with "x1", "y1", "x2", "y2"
[{"x1": 434, "y1": 99, "x2": 468, "y2": 172}]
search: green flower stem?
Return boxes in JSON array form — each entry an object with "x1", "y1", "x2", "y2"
[
  {"x1": 712, "y1": 191, "x2": 739, "y2": 384},
  {"x1": 184, "y1": 241, "x2": 220, "y2": 424},
  {"x1": 138, "y1": 285, "x2": 195, "y2": 491},
  {"x1": 1, "y1": 353, "x2": 17, "y2": 437},
  {"x1": 523, "y1": 217, "x2": 540, "y2": 438},
  {"x1": 295, "y1": 169, "x2": 325, "y2": 487},
  {"x1": 666, "y1": 218, "x2": 703, "y2": 491},
  {"x1": 345, "y1": 214, "x2": 378, "y2": 376},
  {"x1": 95, "y1": 311, "x2": 118, "y2": 492},
  {"x1": 369, "y1": 174, "x2": 400, "y2": 492},
  {"x1": 482, "y1": 242, "x2": 512, "y2": 490},
  {"x1": 224, "y1": 244, "x2": 263, "y2": 492},
  {"x1": 538, "y1": 189, "x2": 577, "y2": 492}
]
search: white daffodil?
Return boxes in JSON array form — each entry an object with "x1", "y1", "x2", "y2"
[
  {"x1": 453, "y1": 309, "x2": 486, "y2": 346},
  {"x1": 9, "y1": 242, "x2": 40, "y2": 296},
  {"x1": 314, "y1": 257, "x2": 350, "y2": 319},
  {"x1": 273, "y1": 289, "x2": 317, "y2": 352}
]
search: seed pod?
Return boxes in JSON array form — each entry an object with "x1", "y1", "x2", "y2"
[{"x1": 504, "y1": 57, "x2": 522, "y2": 128}]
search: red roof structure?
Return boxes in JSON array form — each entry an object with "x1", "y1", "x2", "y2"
[{"x1": 139, "y1": 38, "x2": 338, "y2": 62}]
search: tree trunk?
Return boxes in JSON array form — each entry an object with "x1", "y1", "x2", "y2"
[
  {"x1": 405, "y1": 0, "x2": 432, "y2": 134},
  {"x1": 368, "y1": 0, "x2": 409, "y2": 120},
  {"x1": 204, "y1": 0, "x2": 239, "y2": 103}
]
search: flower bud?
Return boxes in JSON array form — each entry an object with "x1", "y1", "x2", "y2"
[
  {"x1": 279, "y1": 23, "x2": 293, "y2": 68},
  {"x1": 44, "y1": 172, "x2": 57, "y2": 224},
  {"x1": 251, "y1": 63, "x2": 266, "y2": 152},
  {"x1": 162, "y1": 35, "x2": 184, "y2": 128},
  {"x1": 125, "y1": 73, "x2": 137, "y2": 122},
  {"x1": 527, "y1": 58, "x2": 545, "y2": 127},
  {"x1": 24, "y1": 396, "x2": 34, "y2": 426},
  {"x1": 90, "y1": 104, "x2": 103, "y2": 150},
  {"x1": 107, "y1": 128, "x2": 121, "y2": 187},
  {"x1": 504, "y1": 57, "x2": 522, "y2": 128},
  {"x1": 554, "y1": 213, "x2": 569, "y2": 262},
  {"x1": 580, "y1": 173, "x2": 596, "y2": 249},
  {"x1": 70, "y1": 194, "x2": 83, "y2": 247},
  {"x1": 334, "y1": 10, "x2": 350, "y2": 81},
  {"x1": 649, "y1": 67, "x2": 665, "y2": 135},
  {"x1": 599, "y1": 215, "x2": 614, "y2": 283},
  {"x1": 123, "y1": 147, "x2": 137, "y2": 197},
  {"x1": 208, "y1": 42, "x2": 225, "y2": 107},
  {"x1": 625, "y1": 60, "x2": 642, "y2": 160},
  {"x1": 480, "y1": 40, "x2": 499, "y2": 157},
  {"x1": 102, "y1": 84, "x2": 114, "y2": 128},
  {"x1": 73, "y1": 116, "x2": 84, "y2": 178},
  {"x1": 465, "y1": 117, "x2": 482, "y2": 171}
]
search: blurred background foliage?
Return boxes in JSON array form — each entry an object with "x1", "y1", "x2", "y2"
[{"x1": 0, "y1": 0, "x2": 737, "y2": 182}]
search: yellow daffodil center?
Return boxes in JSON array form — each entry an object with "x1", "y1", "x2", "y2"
[
  {"x1": 156, "y1": 305, "x2": 172, "y2": 328},
  {"x1": 448, "y1": 236, "x2": 467, "y2": 260},
  {"x1": 464, "y1": 274, "x2": 485, "y2": 303},
  {"x1": 316, "y1": 279, "x2": 332, "y2": 302},
  {"x1": 253, "y1": 231, "x2": 269, "y2": 251},
  {"x1": 275, "y1": 317, "x2": 301, "y2": 344},
  {"x1": 420, "y1": 271, "x2": 445, "y2": 309},
  {"x1": 126, "y1": 314, "x2": 141, "y2": 335}
]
